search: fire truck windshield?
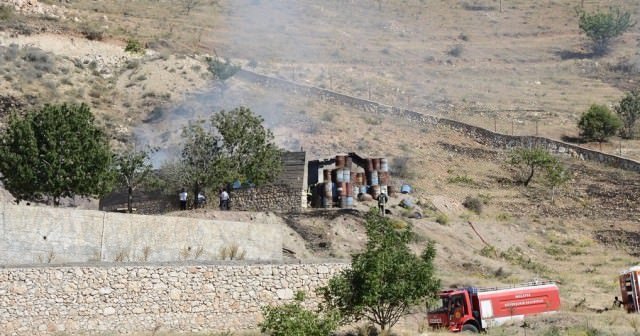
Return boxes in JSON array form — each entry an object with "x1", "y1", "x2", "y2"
[{"x1": 430, "y1": 296, "x2": 451, "y2": 312}]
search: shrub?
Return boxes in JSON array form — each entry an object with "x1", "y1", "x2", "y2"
[
  {"x1": 462, "y1": 196, "x2": 483, "y2": 214},
  {"x1": 615, "y1": 90, "x2": 640, "y2": 139},
  {"x1": 81, "y1": 24, "x2": 105, "y2": 41},
  {"x1": 206, "y1": 56, "x2": 240, "y2": 81},
  {"x1": 578, "y1": 104, "x2": 622, "y2": 143},
  {"x1": 260, "y1": 291, "x2": 339, "y2": 336},
  {"x1": 480, "y1": 245, "x2": 498, "y2": 258},
  {"x1": 435, "y1": 212, "x2": 449, "y2": 225},
  {"x1": 124, "y1": 38, "x2": 145, "y2": 54},
  {"x1": 447, "y1": 174, "x2": 474, "y2": 185},
  {"x1": 447, "y1": 44, "x2": 463, "y2": 57},
  {"x1": 0, "y1": 4, "x2": 14, "y2": 21}
]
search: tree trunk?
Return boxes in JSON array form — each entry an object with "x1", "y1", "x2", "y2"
[
  {"x1": 127, "y1": 186, "x2": 133, "y2": 213},
  {"x1": 524, "y1": 166, "x2": 535, "y2": 186}
]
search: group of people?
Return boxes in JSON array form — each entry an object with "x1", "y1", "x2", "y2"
[{"x1": 179, "y1": 188, "x2": 230, "y2": 211}]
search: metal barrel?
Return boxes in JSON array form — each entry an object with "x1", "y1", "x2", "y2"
[
  {"x1": 353, "y1": 184, "x2": 360, "y2": 196},
  {"x1": 336, "y1": 155, "x2": 346, "y2": 168},
  {"x1": 380, "y1": 158, "x2": 389, "y2": 172},
  {"x1": 346, "y1": 196, "x2": 354, "y2": 207},
  {"x1": 346, "y1": 182, "x2": 352, "y2": 196},
  {"x1": 350, "y1": 171, "x2": 357, "y2": 185},
  {"x1": 324, "y1": 182, "x2": 333, "y2": 199},
  {"x1": 387, "y1": 185, "x2": 396, "y2": 195},
  {"x1": 340, "y1": 197, "x2": 348, "y2": 208},
  {"x1": 360, "y1": 185, "x2": 368, "y2": 194},
  {"x1": 370, "y1": 185, "x2": 381, "y2": 199},
  {"x1": 323, "y1": 169, "x2": 332, "y2": 182},
  {"x1": 380, "y1": 185, "x2": 388, "y2": 195},
  {"x1": 343, "y1": 169, "x2": 351, "y2": 183},
  {"x1": 365, "y1": 158, "x2": 373, "y2": 172},
  {"x1": 321, "y1": 196, "x2": 330, "y2": 208},
  {"x1": 346, "y1": 156, "x2": 353, "y2": 168},
  {"x1": 339, "y1": 182, "x2": 347, "y2": 196},
  {"x1": 370, "y1": 171, "x2": 379, "y2": 186},
  {"x1": 335, "y1": 168, "x2": 344, "y2": 183},
  {"x1": 357, "y1": 173, "x2": 365, "y2": 185},
  {"x1": 372, "y1": 158, "x2": 380, "y2": 171},
  {"x1": 380, "y1": 171, "x2": 390, "y2": 185}
]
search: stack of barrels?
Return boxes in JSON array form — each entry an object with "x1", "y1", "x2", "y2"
[{"x1": 320, "y1": 155, "x2": 391, "y2": 209}]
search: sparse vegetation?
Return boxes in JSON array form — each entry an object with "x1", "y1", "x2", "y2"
[
  {"x1": 447, "y1": 174, "x2": 474, "y2": 185},
  {"x1": 206, "y1": 56, "x2": 240, "y2": 81},
  {"x1": 507, "y1": 147, "x2": 555, "y2": 187},
  {"x1": 615, "y1": 90, "x2": 640, "y2": 139},
  {"x1": 462, "y1": 195, "x2": 483, "y2": 214},
  {"x1": 260, "y1": 291, "x2": 339, "y2": 336},
  {"x1": 435, "y1": 212, "x2": 449, "y2": 225},
  {"x1": 124, "y1": 38, "x2": 145, "y2": 54}
]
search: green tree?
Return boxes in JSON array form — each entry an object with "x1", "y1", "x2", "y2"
[
  {"x1": 321, "y1": 210, "x2": 440, "y2": 332},
  {"x1": 211, "y1": 106, "x2": 282, "y2": 185},
  {"x1": 508, "y1": 147, "x2": 555, "y2": 187},
  {"x1": 113, "y1": 146, "x2": 157, "y2": 213},
  {"x1": 545, "y1": 160, "x2": 571, "y2": 203},
  {"x1": 260, "y1": 291, "x2": 339, "y2": 336},
  {"x1": 615, "y1": 90, "x2": 640, "y2": 139},
  {"x1": 578, "y1": 104, "x2": 622, "y2": 144},
  {"x1": 0, "y1": 103, "x2": 113, "y2": 205},
  {"x1": 207, "y1": 56, "x2": 240, "y2": 81},
  {"x1": 577, "y1": 7, "x2": 635, "y2": 55}
]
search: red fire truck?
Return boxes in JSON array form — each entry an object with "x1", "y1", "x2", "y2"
[
  {"x1": 427, "y1": 281, "x2": 561, "y2": 333},
  {"x1": 619, "y1": 266, "x2": 640, "y2": 313}
]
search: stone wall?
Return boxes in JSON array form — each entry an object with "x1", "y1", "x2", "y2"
[
  {"x1": 230, "y1": 184, "x2": 302, "y2": 212},
  {"x1": 0, "y1": 261, "x2": 349, "y2": 335},
  {"x1": 236, "y1": 69, "x2": 640, "y2": 173},
  {"x1": 0, "y1": 203, "x2": 283, "y2": 265}
]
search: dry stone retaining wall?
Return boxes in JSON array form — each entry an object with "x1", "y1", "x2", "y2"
[
  {"x1": 236, "y1": 69, "x2": 640, "y2": 173},
  {"x1": 0, "y1": 261, "x2": 349, "y2": 335},
  {"x1": 230, "y1": 185, "x2": 301, "y2": 212}
]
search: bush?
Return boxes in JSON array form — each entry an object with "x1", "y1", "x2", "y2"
[
  {"x1": 462, "y1": 196, "x2": 483, "y2": 214},
  {"x1": 578, "y1": 7, "x2": 635, "y2": 55},
  {"x1": 0, "y1": 4, "x2": 14, "y2": 21},
  {"x1": 124, "y1": 38, "x2": 145, "y2": 54},
  {"x1": 447, "y1": 44, "x2": 463, "y2": 57},
  {"x1": 578, "y1": 104, "x2": 622, "y2": 143},
  {"x1": 615, "y1": 90, "x2": 640, "y2": 139},
  {"x1": 447, "y1": 174, "x2": 474, "y2": 185},
  {"x1": 81, "y1": 24, "x2": 104, "y2": 41},
  {"x1": 435, "y1": 212, "x2": 449, "y2": 225},
  {"x1": 206, "y1": 56, "x2": 240, "y2": 81},
  {"x1": 260, "y1": 291, "x2": 339, "y2": 336}
]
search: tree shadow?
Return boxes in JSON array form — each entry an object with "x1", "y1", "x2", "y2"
[
  {"x1": 554, "y1": 49, "x2": 595, "y2": 60},
  {"x1": 561, "y1": 135, "x2": 587, "y2": 144}
]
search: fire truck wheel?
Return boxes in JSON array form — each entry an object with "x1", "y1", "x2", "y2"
[{"x1": 461, "y1": 324, "x2": 479, "y2": 333}]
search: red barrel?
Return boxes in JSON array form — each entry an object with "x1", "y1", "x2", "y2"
[
  {"x1": 346, "y1": 182, "x2": 352, "y2": 196},
  {"x1": 370, "y1": 185, "x2": 381, "y2": 199},
  {"x1": 336, "y1": 155, "x2": 346, "y2": 168},
  {"x1": 339, "y1": 182, "x2": 347, "y2": 196},
  {"x1": 388, "y1": 185, "x2": 396, "y2": 196},
  {"x1": 380, "y1": 171, "x2": 390, "y2": 185},
  {"x1": 372, "y1": 158, "x2": 380, "y2": 171},
  {"x1": 366, "y1": 158, "x2": 373, "y2": 172}
]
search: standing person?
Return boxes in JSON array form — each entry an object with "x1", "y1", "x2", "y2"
[
  {"x1": 179, "y1": 188, "x2": 188, "y2": 210},
  {"x1": 197, "y1": 191, "x2": 206, "y2": 208},
  {"x1": 220, "y1": 188, "x2": 230, "y2": 210},
  {"x1": 378, "y1": 192, "x2": 388, "y2": 216}
]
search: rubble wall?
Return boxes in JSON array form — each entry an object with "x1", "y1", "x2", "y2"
[
  {"x1": 0, "y1": 261, "x2": 349, "y2": 335},
  {"x1": 230, "y1": 185, "x2": 302, "y2": 212},
  {"x1": 236, "y1": 70, "x2": 640, "y2": 173},
  {"x1": 0, "y1": 203, "x2": 283, "y2": 265}
]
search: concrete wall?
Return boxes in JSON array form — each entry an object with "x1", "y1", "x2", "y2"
[
  {"x1": 236, "y1": 69, "x2": 640, "y2": 173},
  {"x1": 0, "y1": 261, "x2": 349, "y2": 335},
  {"x1": 0, "y1": 203, "x2": 282, "y2": 265}
]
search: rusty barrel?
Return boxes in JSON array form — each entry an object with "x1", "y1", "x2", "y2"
[
  {"x1": 380, "y1": 171, "x2": 390, "y2": 185},
  {"x1": 350, "y1": 171, "x2": 358, "y2": 185},
  {"x1": 338, "y1": 182, "x2": 347, "y2": 196},
  {"x1": 345, "y1": 156, "x2": 353, "y2": 168},
  {"x1": 388, "y1": 185, "x2": 396, "y2": 196},
  {"x1": 367, "y1": 170, "x2": 379, "y2": 186},
  {"x1": 372, "y1": 158, "x2": 380, "y2": 171},
  {"x1": 370, "y1": 185, "x2": 381, "y2": 199},
  {"x1": 324, "y1": 182, "x2": 333, "y2": 199},
  {"x1": 345, "y1": 182, "x2": 352, "y2": 196},
  {"x1": 380, "y1": 158, "x2": 389, "y2": 172},
  {"x1": 365, "y1": 158, "x2": 373, "y2": 172},
  {"x1": 336, "y1": 155, "x2": 346, "y2": 168}
]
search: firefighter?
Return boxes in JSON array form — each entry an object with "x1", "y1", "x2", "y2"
[{"x1": 613, "y1": 296, "x2": 623, "y2": 309}]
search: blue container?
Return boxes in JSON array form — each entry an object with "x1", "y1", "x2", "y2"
[
  {"x1": 346, "y1": 196, "x2": 354, "y2": 207},
  {"x1": 401, "y1": 184, "x2": 411, "y2": 194},
  {"x1": 343, "y1": 169, "x2": 351, "y2": 183},
  {"x1": 359, "y1": 186, "x2": 368, "y2": 194},
  {"x1": 370, "y1": 171, "x2": 379, "y2": 186}
]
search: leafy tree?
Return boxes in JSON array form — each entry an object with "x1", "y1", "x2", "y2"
[
  {"x1": 206, "y1": 56, "x2": 240, "y2": 81},
  {"x1": 113, "y1": 146, "x2": 157, "y2": 213},
  {"x1": 211, "y1": 106, "x2": 282, "y2": 185},
  {"x1": 0, "y1": 103, "x2": 113, "y2": 205},
  {"x1": 544, "y1": 160, "x2": 571, "y2": 203},
  {"x1": 578, "y1": 104, "x2": 622, "y2": 144},
  {"x1": 615, "y1": 90, "x2": 640, "y2": 139},
  {"x1": 321, "y1": 210, "x2": 440, "y2": 332},
  {"x1": 577, "y1": 7, "x2": 635, "y2": 55},
  {"x1": 260, "y1": 291, "x2": 339, "y2": 336},
  {"x1": 508, "y1": 147, "x2": 555, "y2": 187},
  {"x1": 162, "y1": 106, "x2": 281, "y2": 209}
]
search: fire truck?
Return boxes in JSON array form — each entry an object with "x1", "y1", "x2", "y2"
[
  {"x1": 427, "y1": 281, "x2": 561, "y2": 333},
  {"x1": 619, "y1": 266, "x2": 640, "y2": 313}
]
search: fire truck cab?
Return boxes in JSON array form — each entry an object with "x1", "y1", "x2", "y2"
[
  {"x1": 619, "y1": 266, "x2": 640, "y2": 313},
  {"x1": 427, "y1": 281, "x2": 561, "y2": 333}
]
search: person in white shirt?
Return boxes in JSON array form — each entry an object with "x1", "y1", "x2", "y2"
[
  {"x1": 219, "y1": 189, "x2": 230, "y2": 210},
  {"x1": 179, "y1": 188, "x2": 188, "y2": 210}
]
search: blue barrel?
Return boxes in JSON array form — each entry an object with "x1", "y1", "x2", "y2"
[
  {"x1": 401, "y1": 184, "x2": 411, "y2": 194},
  {"x1": 343, "y1": 169, "x2": 351, "y2": 183},
  {"x1": 346, "y1": 196, "x2": 354, "y2": 207},
  {"x1": 370, "y1": 171, "x2": 379, "y2": 186},
  {"x1": 380, "y1": 158, "x2": 389, "y2": 172},
  {"x1": 335, "y1": 169, "x2": 344, "y2": 183}
]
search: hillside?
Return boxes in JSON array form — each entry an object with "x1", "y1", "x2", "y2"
[{"x1": 1, "y1": 0, "x2": 640, "y2": 335}]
